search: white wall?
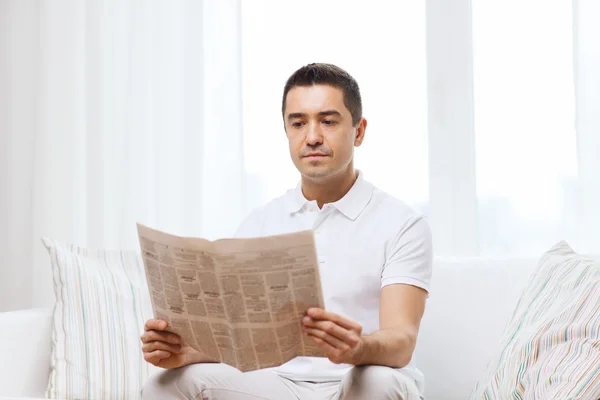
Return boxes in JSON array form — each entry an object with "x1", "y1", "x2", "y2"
[{"x1": 0, "y1": 1, "x2": 40, "y2": 311}]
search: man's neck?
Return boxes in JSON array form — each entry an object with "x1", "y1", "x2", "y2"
[{"x1": 301, "y1": 167, "x2": 358, "y2": 209}]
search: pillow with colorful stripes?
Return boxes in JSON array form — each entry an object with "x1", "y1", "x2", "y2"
[
  {"x1": 42, "y1": 238, "x2": 158, "y2": 399},
  {"x1": 470, "y1": 241, "x2": 600, "y2": 400}
]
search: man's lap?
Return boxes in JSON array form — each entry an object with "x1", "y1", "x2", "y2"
[{"x1": 141, "y1": 363, "x2": 420, "y2": 400}]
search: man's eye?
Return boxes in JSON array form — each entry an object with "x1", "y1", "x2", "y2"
[
  {"x1": 323, "y1": 120, "x2": 337, "y2": 125},
  {"x1": 292, "y1": 122, "x2": 304, "y2": 128}
]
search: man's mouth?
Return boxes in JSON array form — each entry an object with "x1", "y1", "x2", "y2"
[{"x1": 303, "y1": 153, "x2": 327, "y2": 158}]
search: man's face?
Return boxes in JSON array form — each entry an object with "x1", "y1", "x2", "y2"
[{"x1": 284, "y1": 84, "x2": 365, "y2": 181}]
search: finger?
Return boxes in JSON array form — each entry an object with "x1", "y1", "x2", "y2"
[
  {"x1": 142, "y1": 341, "x2": 182, "y2": 354},
  {"x1": 306, "y1": 308, "x2": 362, "y2": 332},
  {"x1": 308, "y1": 335, "x2": 344, "y2": 362},
  {"x1": 303, "y1": 317, "x2": 359, "y2": 346},
  {"x1": 143, "y1": 350, "x2": 171, "y2": 366},
  {"x1": 302, "y1": 327, "x2": 351, "y2": 353},
  {"x1": 145, "y1": 319, "x2": 168, "y2": 331},
  {"x1": 141, "y1": 330, "x2": 181, "y2": 345}
]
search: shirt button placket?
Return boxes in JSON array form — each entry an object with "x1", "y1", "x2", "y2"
[{"x1": 314, "y1": 208, "x2": 329, "y2": 264}]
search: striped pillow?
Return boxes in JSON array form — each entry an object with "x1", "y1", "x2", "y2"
[
  {"x1": 43, "y1": 238, "x2": 158, "y2": 399},
  {"x1": 470, "y1": 241, "x2": 600, "y2": 399}
]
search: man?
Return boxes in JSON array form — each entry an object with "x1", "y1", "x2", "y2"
[{"x1": 141, "y1": 63, "x2": 432, "y2": 400}]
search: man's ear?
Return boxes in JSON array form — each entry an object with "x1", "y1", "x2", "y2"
[{"x1": 354, "y1": 117, "x2": 367, "y2": 147}]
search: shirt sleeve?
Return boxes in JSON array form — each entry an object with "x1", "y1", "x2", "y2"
[{"x1": 381, "y1": 215, "x2": 433, "y2": 294}]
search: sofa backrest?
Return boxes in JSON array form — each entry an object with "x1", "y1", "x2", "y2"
[
  {"x1": 1, "y1": 258, "x2": 539, "y2": 399},
  {"x1": 415, "y1": 257, "x2": 538, "y2": 400},
  {"x1": 0, "y1": 307, "x2": 53, "y2": 397}
]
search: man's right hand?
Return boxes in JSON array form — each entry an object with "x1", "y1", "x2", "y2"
[{"x1": 141, "y1": 319, "x2": 214, "y2": 369}]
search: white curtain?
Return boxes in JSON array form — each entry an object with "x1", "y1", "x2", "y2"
[
  {"x1": 0, "y1": 0, "x2": 244, "y2": 312},
  {"x1": 574, "y1": 0, "x2": 600, "y2": 253}
]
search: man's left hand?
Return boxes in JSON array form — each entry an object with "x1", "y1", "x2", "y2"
[{"x1": 302, "y1": 308, "x2": 364, "y2": 365}]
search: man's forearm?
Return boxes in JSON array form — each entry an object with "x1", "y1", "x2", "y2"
[{"x1": 356, "y1": 327, "x2": 416, "y2": 368}]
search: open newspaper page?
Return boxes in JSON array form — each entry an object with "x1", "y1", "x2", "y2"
[{"x1": 137, "y1": 223, "x2": 326, "y2": 372}]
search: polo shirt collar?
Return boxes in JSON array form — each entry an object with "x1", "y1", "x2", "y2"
[{"x1": 286, "y1": 171, "x2": 374, "y2": 220}]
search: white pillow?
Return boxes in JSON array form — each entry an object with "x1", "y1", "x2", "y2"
[
  {"x1": 42, "y1": 238, "x2": 158, "y2": 399},
  {"x1": 470, "y1": 241, "x2": 600, "y2": 399}
]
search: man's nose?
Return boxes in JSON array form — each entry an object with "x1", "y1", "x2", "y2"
[{"x1": 305, "y1": 122, "x2": 324, "y2": 145}]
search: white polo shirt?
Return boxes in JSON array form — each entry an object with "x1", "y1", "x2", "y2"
[{"x1": 235, "y1": 171, "x2": 432, "y2": 394}]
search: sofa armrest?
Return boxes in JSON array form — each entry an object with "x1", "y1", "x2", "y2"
[{"x1": 0, "y1": 308, "x2": 53, "y2": 398}]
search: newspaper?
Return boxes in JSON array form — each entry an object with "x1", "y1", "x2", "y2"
[{"x1": 137, "y1": 223, "x2": 326, "y2": 372}]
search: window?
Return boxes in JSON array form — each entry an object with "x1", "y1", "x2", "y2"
[
  {"x1": 241, "y1": 1, "x2": 595, "y2": 257},
  {"x1": 241, "y1": 1, "x2": 428, "y2": 214},
  {"x1": 472, "y1": 1, "x2": 578, "y2": 256}
]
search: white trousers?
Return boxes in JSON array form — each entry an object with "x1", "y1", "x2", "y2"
[{"x1": 141, "y1": 363, "x2": 421, "y2": 400}]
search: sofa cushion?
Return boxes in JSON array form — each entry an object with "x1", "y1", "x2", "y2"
[
  {"x1": 42, "y1": 238, "x2": 158, "y2": 399},
  {"x1": 470, "y1": 242, "x2": 600, "y2": 399}
]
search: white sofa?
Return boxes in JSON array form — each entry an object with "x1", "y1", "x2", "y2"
[{"x1": 0, "y1": 258, "x2": 537, "y2": 400}]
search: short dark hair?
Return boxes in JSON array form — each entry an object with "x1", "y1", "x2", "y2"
[{"x1": 282, "y1": 63, "x2": 363, "y2": 126}]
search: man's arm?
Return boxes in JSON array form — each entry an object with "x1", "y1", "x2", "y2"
[
  {"x1": 302, "y1": 216, "x2": 431, "y2": 366},
  {"x1": 358, "y1": 283, "x2": 426, "y2": 368},
  {"x1": 302, "y1": 283, "x2": 426, "y2": 367}
]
